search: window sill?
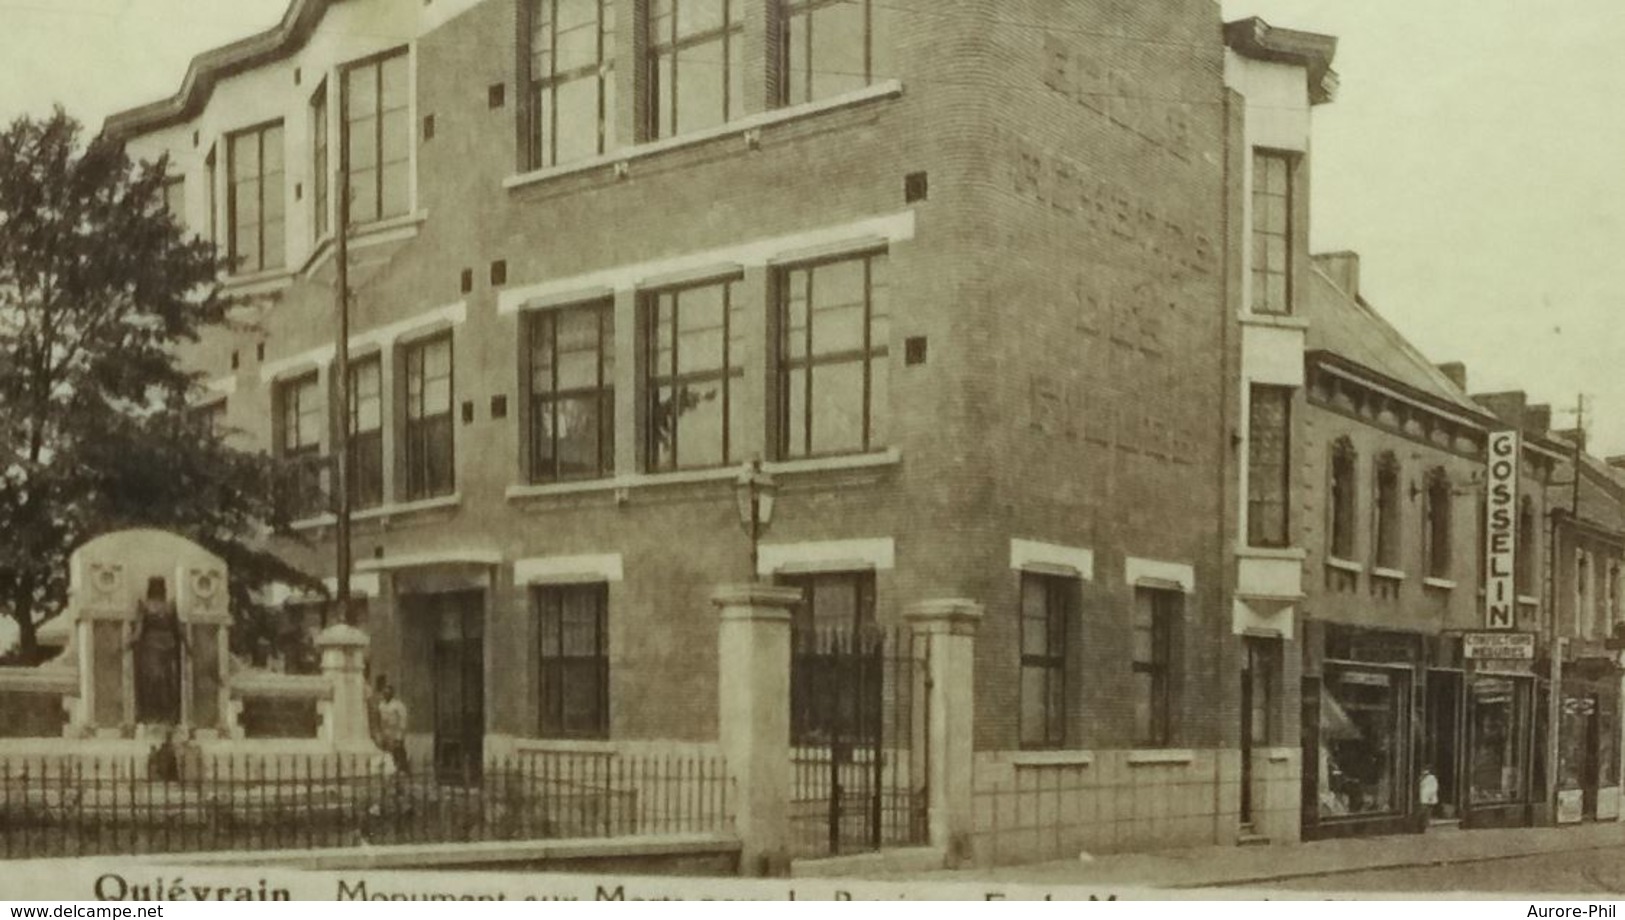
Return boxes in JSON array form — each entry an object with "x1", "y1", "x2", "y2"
[
  {"x1": 221, "y1": 267, "x2": 294, "y2": 296},
  {"x1": 504, "y1": 80, "x2": 904, "y2": 193},
  {"x1": 1518, "y1": 595, "x2": 1541, "y2": 606},
  {"x1": 1012, "y1": 750, "x2": 1093, "y2": 768},
  {"x1": 1238, "y1": 311, "x2": 1310, "y2": 330},
  {"x1": 1423, "y1": 576, "x2": 1458, "y2": 591},
  {"x1": 290, "y1": 493, "x2": 461, "y2": 531},
  {"x1": 511, "y1": 738, "x2": 615, "y2": 755},
  {"x1": 1325, "y1": 557, "x2": 1364, "y2": 574},
  {"x1": 1237, "y1": 546, "x2": 1307, "y2": 562},
  {"x1": 506, "y1": 450, "x2": 901, "y2": 502},
  {"x1": 1127, "y1": 749, "x2": 1196, "y2": 766},
  {"x1": 1371, "y1": 567, "x2": 1406, "y2": 581}
]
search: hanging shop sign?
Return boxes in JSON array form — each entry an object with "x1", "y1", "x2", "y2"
[
  {"x1": 1484, "y1": 430, "x2": 1520, "y2": 630},
  {"x1": 1463, "y1": 632, "x2": 1535, "y2": 661}
]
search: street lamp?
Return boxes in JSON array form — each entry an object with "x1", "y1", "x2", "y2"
[{"x1": 734, "y1": 457, "x2": 776, "y2": 582}]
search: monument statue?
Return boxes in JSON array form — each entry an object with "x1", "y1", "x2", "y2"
[{"x1": 128, "y1": 576, "x2": 188, "y2": 725}]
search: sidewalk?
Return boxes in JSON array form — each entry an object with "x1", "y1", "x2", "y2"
[{"x1": 898, "y1": 821, "x2": 1625, "y2": 889}]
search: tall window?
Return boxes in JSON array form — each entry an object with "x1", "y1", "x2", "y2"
[
  {"x1": 403, "y1": 335, "x2": 454, "y2": 500},
  {"x1": 1373, "y1": 452, "x2": 1401, "y2": 569},
  {"x1": 275, "y1": 375, "x2": 324, "y2": 518},
  {"x1": 776, "y1": 253, "x2": 890, "y2": 459},
  {"x1": 343, "y1": 49, "x2": 411, "y2": 226},
  {"x1": 1247, "y1": 385, "x2": 1291, "y2": 548},
  {"x1": 536, "y1": 583, "x2": 609, "y2": 738},
  {"x1": 645, "y1": 279, "x2": 743, "y2": 471},
  {"x1": 530, "y1": 0, "x2": 617, "y2": 168},
  {"x1": 779, "y1": 0, "x2": 888, "y2": 107},
  {"x1": 1517, "y1": 496, "x2": 1536, "y2": 597},
  {"x1": 1133, "y1": 588, "x2": 1180, "y2": 747},
  {"x1": 1251, "y1": 150, "x2": 1292, "y2": 314},
  {"x1": 647, "y1": 0, "x2": 742, "y2": 139},
  {"x1": 1329, "y1": 437, "x2": 1357, "y2": 560},
  {"x1": 1577, "y1": 553, "x2": 1592, "y2": 637},
  {"x1": 227, "y1": 122, "x2": 285, "y2": 273},
  {"x1": 530, "y1": 302, "x2": 615, "y2": 482},
  {"x1": 782, "y1": 571, "x2": 878, "y2": 746},
  {"x1": 348, "y1": 357, "x2": 383, "y2": 509},
  {"x1": 1019, "y1": 573, "x2": 1071, "y2": 749},
  {"x1": 161, "y1": 177, "x2": 186, "y2": 227},
  {"x1": 1244, "y1": 638, "x2": 1279, "y2": 746},
  {"x1": 312, "y1": 82, "x2": 329, "y2": 240},
  {"x1": 205, "y1": 145, "x2": 218, "y2": 247},
  {"x1": 1422, "y1": 467, "x2": 1453, "y2": 580}
]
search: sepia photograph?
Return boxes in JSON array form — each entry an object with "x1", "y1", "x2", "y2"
[{"x1": 0, "y1": 0, "x2": 1623, "y2": 904}]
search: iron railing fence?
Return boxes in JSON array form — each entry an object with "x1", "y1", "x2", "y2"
[{"x1": 0, "y1": 749, "x2": 733, "y2": 859}]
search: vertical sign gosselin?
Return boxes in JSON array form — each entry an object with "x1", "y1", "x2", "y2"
[{"x1": 1485, "y1": 430, "x2": 1520, "y2": 630}]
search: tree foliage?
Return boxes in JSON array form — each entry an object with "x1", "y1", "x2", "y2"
[{"x1": 0, "y1": 108, "x2": 319, "y2": 663}]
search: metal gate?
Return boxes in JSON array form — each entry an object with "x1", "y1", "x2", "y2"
[{"x1": 789, "y1": 626, "x2": 929, "y2": 858}]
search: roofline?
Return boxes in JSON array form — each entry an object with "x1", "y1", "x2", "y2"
[
  {"x1": 1223, "y1": 16, "x2": 1339, "y2": 105},
  {"x1": 101, "y1": 0, "x2": 331, "y2": 141}
]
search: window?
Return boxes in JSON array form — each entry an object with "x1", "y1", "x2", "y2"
[
  {"x1": 275, "y1": 374, "x2": 325, "y2": 518},
  {"x1": 312, "y1": 82, "x2": 329, "y2": 240},
  {"x1": 1577, "y1": 552, "x2": 1592, "y2": 638},
  {"x1": 1251, "y1": 150, "x2": 1292, "y2": 314},
  {"x1": 1319, "y1": 665, "x2": 1410, "y2": 817},
  {"x1": 529, "y1": 301, "x2": 615, "y2": 482},
  {"x1": 645, "y1": 279, "x2": 743, "y2": 471},
  {"x1": 529, "y1": 0, "x2": 617, "y2": 168},
  {"x1": 779, "y1": 0, "x2": 888, "y2": 107},
  {"x1": 227, "y1": 122, "x2": 285, "y2": 273},
  {"x1": 1246, "y1": 385, "x2": 1291, "y2": 548},
  {"x1": 1422, "y1": 467, "x2": 1452, "y2": 580},
  {"x1": 647, "y1": 0, "x2": 742, "y2": 139},
  {"x1": 343, "y1": 49, "x2": 411, "y2": 226},
  {"x1": 1133, "y1": 588, "x2": 1180, "y2": 747},
  {"x1": 776, "y1": 253, "x2": 890, "y2": 459},
  {"x1": 347, "y1": 357, "x2": 383, "y2": 509},
  {"x1": 403, "y1": 335, "x2": 454, "y2": 500},
  {"x1": 1019, "y1": 573, "x2": 1071, "y2": 749},
  {"x1": 161, "y1": 177, "x2": 186, "y2": 227},
  {"x1": 782, "y1": 570, "x2": 874, "y2": 634},
  {"x1": 196, "y1": 399, "x2": 227, "y2": 438},
  {"x1": 1244, "y1": 637, "x2": 1279, "y2": 746},
  {"x1": 1373, "y1": 452, "x2": 1401, "y2": 569},
  {"x1": 1469, "y1": 676, "x2": 1531, "y2": 806},
  {"x1": 205, "y1": 145, "x2": 218, "y2": 247},
  {"x1": 536, "y1": 583, "x2": 609, "y2": 738},
  {"x1": 1516, "y1": 497, "x2": 1536, "y2": 597},
  {"x1": 1329, "y1": 437, "x2": 1357, "y2": 560}
]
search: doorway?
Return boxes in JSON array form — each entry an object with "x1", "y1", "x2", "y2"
[
  {"x1": 1240, "y1": 637, "x2": 1279, "y2": 829},
  {"x1": 1424, "y1": 670, "x2": 1464, "y2": 821},
  {"x1": 403, "y1": 589, "x2": 486, "y2": 784}
]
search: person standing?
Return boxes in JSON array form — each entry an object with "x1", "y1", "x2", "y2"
[{"x1": 376, "y1": 682, "x2": 410, "y2": 777}]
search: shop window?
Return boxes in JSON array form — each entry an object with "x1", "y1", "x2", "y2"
[
  {"x1": 1468, "y1": 676, "x2": 1531, "y2": 806},
  {"x1": 1250, "y1": 150, "x2": 1293, "y2": 314},
  {"x1": 347, "y1": 357, "x2": 384, "y2": 509},
  {"x1": 1422, "y1": 467, "x2": 1452, "y2": 580},
  {"x1": 1019, "y1": 573, "x2": 1072, "y2": 750},
  {"x1": 529, "y1": 301, "x2": 615, "y2": 482},
  {"x1": 647, "y1": 0, "x2": 741, "y2": 139},
  {"x1": 226, "y1": 121, "x2": 286, "y2": 273},
  {"x1": 402, "y1": 334, "x2": 455, "y2": 500},
  {"x1": 644, "y1": 278, "x2": 743, "y2": 471},
  {"x1": 342, "y1": 49, "x2": 412, "y2": 226},
  {"x1": 1133, "y1": 587, "x2": 1180, "y2": 747},
  {"x1": 1373, "y1": 452, "x2": 1401, "y2": 570},
  {"x1": 1318, "y1": 665, "x2": 1409, "y2": 818},
  {"x1": 1328, "y1": 437, "x2": 1357, "y2": 560},
  {"x1": 778, "y1": 0, "x2": 889, "y2": 108},
  {"x1": 273, "y1": 374, "x2": 325, "y2": 519},
  {"x1": 776, "y1": 252, "x2": 891, "y2": 460},
  {"x1": 1246, "y1": 385, "x2": 1291, "y2": 548},
  {"x1": 536, "y1": 583, "x2": 609, "y2": 738},
  {"x1": 530, "y1": 0, "x2": 617, "y2": 168}
]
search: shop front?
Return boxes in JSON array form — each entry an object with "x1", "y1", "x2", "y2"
[{"x1": 1554, "y1": 655, "x2": 1622, "y2": 824}]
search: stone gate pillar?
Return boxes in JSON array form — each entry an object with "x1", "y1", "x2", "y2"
[
  {"x1": 905, "y1": 598, "x2": 982, "y2": 867},
  {"x1": 317, "y1": 623, "x2": 372, "y2": 747},
  {"x1": 714, "y1": 583, "x2": 800, "y2": 877}
]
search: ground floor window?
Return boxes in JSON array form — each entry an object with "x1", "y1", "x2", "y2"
[
  {"x1": 1318, "y1": 664, "x2": 1410, "y2": 818},
  {"x1": 536, "y1": 583, "x2": 609, "y2": 739},
  {"x1": 1468, "y1": 675, "x2": 1531, "y2": 805}
]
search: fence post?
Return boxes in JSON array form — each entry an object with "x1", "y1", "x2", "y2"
[
  {"x1": 317, "y1": 624, "x2": 371, "y2": 746},
  {"x1": 713, "y1": 583, "x2": 800, "y2": 877},
  {"x1": 904, "y1": 598, "x2": 982, "y2": 868}
]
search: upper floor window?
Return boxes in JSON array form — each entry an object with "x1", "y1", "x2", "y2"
[
  {"x1": 647, "y1": 0, "x2": 743, "y2": 139},
  {"x1": 1373, "y1": 451, "x2": 1401, "y2": 569},
  {"x1": 779, "y1": 0, "x2": 888, "y2": 107},
  {"x1": 312, "y1": 82, "x2": 330, "y2": 240},
  {"x1": 645, "y1": 278, "x2": 743, "y2": 471},
  {"x1": 1329, "y1": 437, "x2": 1357, "y2": 560},
  {"x1": 1422, "y1": 467, "x2": 1452, "y2": 580},
  {"x1": 530, "y1": 0, "x2": 617, "y2": 169},
  {"x1": 348, "y1": 357, "x2": 384, "y2": 509},
  {"x1": 205, "y1": 145, "x2": 219, "y2": 248},
  {"x1": 1246, "y1": 385, "x2": 1291, "y2": 548},
  {"x1": 776, "y1": 252, "x2": 890, "y2": 460},
  {"x1": 1577, "y1": 553, "x2": 1592, "y2": 637},
  {"x1": 403, "y1": 334, "x2": 454, "y2": 500},
  {"x1": 1019, "y1": 572, "x2": 1072, "y2": 750},
  {"x1": 1133, "y1": 587, "x2": 1181, "y2": 747},
  {"x1": 1516, "y1": 496, "x2": 1536, "y2": 597},
  {"x1": 274, "y1": 374, "x2": 324, "y2": 518},
  {"x1": 227, "y1": 121, "x2": 285, "y2": 273},
  {"x1": 536, "y1": 582, "x2": 610, "y2": 738},
  {"x1": 529, "y1": 301, "x2": 615, "y2": 483},
  {"x1": 1251, "y1": 150, "x2": 1292, "y2": 314},
  {"x1": 343, "y1": 49, "x2": 411, "y2": 226}
]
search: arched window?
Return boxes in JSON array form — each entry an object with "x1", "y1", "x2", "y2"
[
  {"x1": 1373, "y1": 452, "x2": 1401, "y2": 570},
  {"x1": 1329, "y1": 437, "x2": 1358, "y2": 560},
  {"x1": 1422, "y1": 467, "x2": 1453, "y2": 580}
]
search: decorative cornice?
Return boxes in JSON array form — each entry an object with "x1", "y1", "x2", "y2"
[
  {"x1": 1223, "y1": 17, "x2": 1340, "y2": 106},
  {"x1": 102, "y1": 0, "x2": 336, "y2": 140}
]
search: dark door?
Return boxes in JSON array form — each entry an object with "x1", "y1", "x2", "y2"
[
  {"x1": 1424, "y1": 670, "x2": 1463, "y2": 819},
  {"x1": 431, "y1": 590, "x2": 485, "y2": 784}
]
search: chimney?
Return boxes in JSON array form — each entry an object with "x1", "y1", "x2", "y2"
[
  {"x1": 1314, "y1": 252, "x2": 1360, "y2": 299},
  {"x1": 1555, "y1": 428, "x2": 1588, "y2": 452},
  {"x1": 1473, "y1": 391, "x2": 1527, "y2": 427},
  {"x1": 1436, "y1": 362, "x2": 1467, "y2": 391},
  {"x1": 1525, "y1": 404, "x2": 1552, "y2": 433}
]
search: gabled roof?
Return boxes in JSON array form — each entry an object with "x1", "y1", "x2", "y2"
[
  {"x1": 1223, "y1": 17, "x2": 1340, "y2": 105},
  {"x1": 102, "y1": 0, "x2": 335, "y2": 141}
]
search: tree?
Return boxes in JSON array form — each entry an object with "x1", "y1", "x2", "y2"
[{"x1": 0, "y1": 108, "x2": 319, "y2": 663}]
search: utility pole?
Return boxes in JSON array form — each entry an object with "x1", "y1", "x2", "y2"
[{"x1": 333, "y1": 105, "x2": 354, "y2": 627}]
